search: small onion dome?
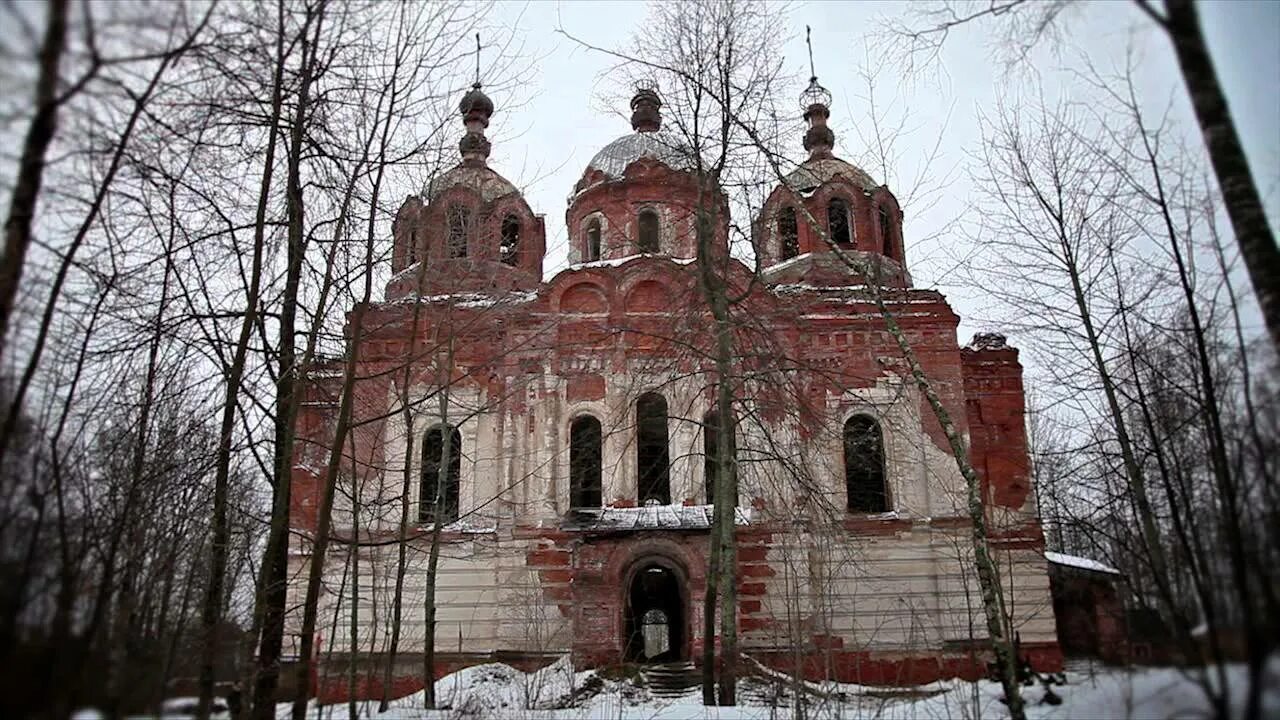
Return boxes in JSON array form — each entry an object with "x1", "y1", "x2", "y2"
[
  {"x1": 459, "y1": 82, "x2": 494, "y2": 124},
  {"x1": 458, "y1": 131, "x2": 492, "y2": 162},
  {"x1": 799, "y1": 76, "x2": 835, "y2": 159},
  {"x1": 457, "y1": 82, "x2": 494, "y2": 165},
  {"x1": 630, "y1": 82, "x2": 662, "y2": 132}
]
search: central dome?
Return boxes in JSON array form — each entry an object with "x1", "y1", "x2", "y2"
[{"x1": 583, "y1": 130, "x2": 691, "y2": 183}]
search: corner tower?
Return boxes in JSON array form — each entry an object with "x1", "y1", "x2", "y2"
[
  {"x1": 757, "y1": 75, "x2": 908, "y2": 288},
  {"x1": 386, "y1": 80, "x2": 546, "y2": 300}
]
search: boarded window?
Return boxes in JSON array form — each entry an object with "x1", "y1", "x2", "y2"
[
  {"x1": 500, "y1": 215, "x2": 520, "y2": 265},
  {"x1": 570, "y1": 415, "x2": 602, "y2": 508},
  {"x1": 421, "y1": 425, "x2": 462, "y2": 523},
  {"x1": 844, "y1": 415, "x2": 887, "y2": 513},
  {"x1": 777, "y1": 206, "x2": 799, "y2": 260},
  {"x1": 585, "y1": 218, "x2": 602, "y2": 262},
  {"x1": 828, "y1": 197, "x2": 852, "y2": 246},
  {"x1": 637, "y1": 209, "x2": 660, "y2": 253},
  {"x1": 447, "y1": 206, "x2": 470, "y2": 259},
  {"x1": 878, "y1": 205, "x2": 894, "y2": 259},
  {"x1": 636, "y1": 392, "x2": 670, "y2": 505}
]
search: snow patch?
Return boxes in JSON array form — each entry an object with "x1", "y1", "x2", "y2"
[
  {"x1": 1045, "y1": 551, "x2": 1121, "y2": 575},
  {"x1": 569, "y1": 254, "x2": 698, "y2": 270},
  {"x1": 296, "y1": 656, "x2": 1280, "y2": 719}
]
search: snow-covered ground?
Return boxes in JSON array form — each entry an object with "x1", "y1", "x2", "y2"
[{"x1": 297, "y1": 655, "x2": 1280, "y2": 720}]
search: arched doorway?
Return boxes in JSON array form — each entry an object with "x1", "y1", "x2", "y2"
[{"x1": 623, "y1": 559, "x2": 686, "y2": 663}]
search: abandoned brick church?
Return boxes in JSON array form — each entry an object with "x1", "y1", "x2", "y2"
[{"x1": 286, "y1": 75, "x2": 1063, "y2": 701}]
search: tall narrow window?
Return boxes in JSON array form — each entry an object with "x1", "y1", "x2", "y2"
[
  {"x1": 828, "y1": 197, "x2": 852, "y2": 246},
  {"x1": 500, "y1": 215, "x2": 521, "y2": 265},
  {"x1": 843, "y1": 415, "x2": 887, "y2": 513},
  {"x1": 777, "y1": 206, "x2": 799, "y2": 260},
  {"x1": 636, "y1": 392, "x2": 670, "y2": 505},
  {"x1": 447, "y1": 206, "x2": 470, "y2": 259},
  {"x1": 585, "y1": 218, "x2": 602, "y2": 262},
  {"x1": 878, "y1": 205, "x2": 894, "y2": 259},
  {"x1": 637, "y1": 209, "x2": 660, "y2": 253},
  {"x1": 570, "y1": 415, "x2": 603, "y2": 508},
  {"x1": 408, "y1": 230, "x2": 418, "y2": 265},
  {"x1": 421, "y1": 425, "x2": 462, "y2": 523}
]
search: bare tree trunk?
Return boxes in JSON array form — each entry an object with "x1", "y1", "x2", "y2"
[
  {"x1": 348, "y1": 467, "x2": 360, "y2": 720},
  {"x1": 1129, "y1": 95, "x2": 1272, "y2": 719},
  {"x1": 0, "y1": 0, "x2": 68, "y2": 359},
  {"x1": 0, "y1": 10, "x2": 206, "y2": 468},
  {"x1": 1161, "y1": 0, "x2": 1280, "y2": 356},
  {"x1": 701, "y1": 512, "x2": 722, "y2": 704},
  {"x1": 422, "y1": 345, "x2": 454, "y2": 710},
  {"x1": 197, "y1": 9, "x2": 286, "y2": 714},
  {"x1": 694, "y1": 205, "x2": 740, "y2": 705},
  {"x1": 380, "y1": 287, "x2": 430, "y2": 712}
]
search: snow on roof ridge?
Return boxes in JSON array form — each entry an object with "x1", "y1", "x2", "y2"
[
  {"x1": 1045, "y1": 551, "x2": 1121, "y2": 575},
  {"x1": 568, "y1": 253, "x2": 698, "y2": 270}
]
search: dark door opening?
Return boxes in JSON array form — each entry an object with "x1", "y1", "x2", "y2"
[{"x1": 624, "y1": 562, "x2": 685, "y2": 663}]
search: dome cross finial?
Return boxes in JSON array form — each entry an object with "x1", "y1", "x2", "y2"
[
  {"x1": 806, "y1": 25, "x2": 817, "y2": 83},
  {"x1": 457, "y1": 33, "x2": 494, "y2": 165},
  {"x1": 799, "y1": 28, "x2": 835, "y2": 160}
]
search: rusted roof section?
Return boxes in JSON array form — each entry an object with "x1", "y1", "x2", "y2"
[
  {"x1": 783, "y1": 157, "x2": 878, "y2": 193},
  {"x1": 562, "y1": 503, "x2": 752, "y2": 532},
  {"x1": 426, "y1": 163, "x2": 521, "y2": 203}
]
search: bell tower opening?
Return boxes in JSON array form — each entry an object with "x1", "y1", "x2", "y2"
[{"x1": 624, "y1": 560, "x2": 686, "y2": 663}]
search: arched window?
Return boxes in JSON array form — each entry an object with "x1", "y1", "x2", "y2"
[
  {"x1": 636, "y1": 392, "x2": 670, "y2": 505},
  {"x1": 827, "y1": 197, "x2": 852, "y2": 246},
  {"x1": 585, "y1": 218, "x2": 602, "y2": 262},
  {"x1": 637, "y1": 209, "x2": 660, "y2": 253},
  {"x1": 500, "y1": 215, "x2": 521, "y2": 265},
  {"x1": 878, "y1": 205, "x2": 894, "y2": 260},
  {"x1": 777, "y1": 206, "x2": 799, "y2": 260},
  {"x1": 447, "y1": 206, "x2": 470, "y2": 259},
  {"x1": 570, "y1": 415, "x2": 602, "y2": 508},
  {"x1": 843, "y1": 415, "x2": 887, "y2": 513},
  {"x1": 421, "y1": 425, "x2": 462, "y2": 523}
]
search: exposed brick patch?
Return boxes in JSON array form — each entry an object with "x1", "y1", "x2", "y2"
[
  {"x1": 842, "y1": 516, "x2": 913, "y2": 536},
  {"x1": 565, "y1": 373, "x2": 606, "y2": 402}
]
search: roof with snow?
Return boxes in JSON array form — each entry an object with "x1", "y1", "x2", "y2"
[
  {"x1": 1045, "y1": 551, "x2": 1121, "y2": 576},
  {"x1": 562, "y1": 503, "x2": 752, "y2": 533}
]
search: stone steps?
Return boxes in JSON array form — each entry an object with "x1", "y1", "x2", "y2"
[{"x1": 642, "y1": 661, "x2": 699, "y2": 697}]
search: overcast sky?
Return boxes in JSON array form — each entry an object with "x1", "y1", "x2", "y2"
[{"x1": 471, "y1": 0, "x2": 1279, "y2": 349}]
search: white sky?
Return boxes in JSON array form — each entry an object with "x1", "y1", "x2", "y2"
[{"x1": 473, "y1": 0, "x2": 1280, "y2": 350}]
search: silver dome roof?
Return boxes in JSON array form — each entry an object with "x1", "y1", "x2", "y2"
[{"x1": 583, "y1": 131, "x2": 692, "y2": 182}]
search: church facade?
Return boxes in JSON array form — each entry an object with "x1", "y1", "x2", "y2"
[{"x1": 286, "y1": 77, "x2": 1062, "y2": 702}]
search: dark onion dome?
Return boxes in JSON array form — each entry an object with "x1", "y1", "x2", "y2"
[
  {"x1": 458, "y1": 131, "x2": 492, "y2": 161},
  {"x1": 458, "y1": 83, "x2": 494, "y2": 120}
]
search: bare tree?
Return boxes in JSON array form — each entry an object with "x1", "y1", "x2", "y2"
[{"x1": 884, "y1": 0, "x2": 1280, "y2": 355}]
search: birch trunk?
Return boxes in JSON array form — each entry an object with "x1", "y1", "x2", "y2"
[
  {"x1": 0, "y1": 0, "x2": 68, "y2": 358},
  {"x1": 1162, "y1": 0, "x2": 1280, "y2": 355}
]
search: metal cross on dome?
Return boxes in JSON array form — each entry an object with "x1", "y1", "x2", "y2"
[
  {"x1": 800, "y1": 25, "x2": 832, "y2": 110},
  {"x1": 472, "y1": 32, "x2": 483, "y2": 88}
]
